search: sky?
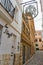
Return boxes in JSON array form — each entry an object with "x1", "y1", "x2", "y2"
[{"x1": 23, "y1": 0, "x2": 42, "y2": 31}]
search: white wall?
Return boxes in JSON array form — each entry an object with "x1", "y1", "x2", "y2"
[
  {"x1": 40, "y1": 0, "x2": 43, "y2": 41},
  {"x1": 10, "y1": 0, "x2": 22, "y2": 33},
  {"x1": 0, "y1": 18, "x2": 21, "y2": 54},
  {"x1": 0, "y1": 0, "x2": 22, "y2": 65}
]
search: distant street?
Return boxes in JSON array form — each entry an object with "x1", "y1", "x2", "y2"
[{"x1": 26, "y1": 51, "x2": 43, "y2": 65}]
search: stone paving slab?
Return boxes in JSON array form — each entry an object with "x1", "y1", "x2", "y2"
[{"x1": 27, "y1": 51, "x2": 43, "y2": 65}]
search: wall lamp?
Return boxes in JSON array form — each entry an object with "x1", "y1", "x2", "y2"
[{"x1": 20, "y1": 0, "x2": 38, "y2": 19}]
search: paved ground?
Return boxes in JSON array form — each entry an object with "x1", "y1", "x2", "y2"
[{"x1": 27, "y1": 51, "x2": 43, "y2": 65}]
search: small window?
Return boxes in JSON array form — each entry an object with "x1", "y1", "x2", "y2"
[
  {"x1": 39, "y1": 39, "x2": 41, "y2": 42},
  {"x1": 35, "y1": 33, "x2": 37, "y2": 35},
  {"x1": 35, "y1": 39, "x2": 37, "y2": 42},
  {"x1": 36, "y1": 48, "x2": 39, "y2": 50},
  {"x1": 35, "y1": 44, "x2": 38, "y2": 46}
]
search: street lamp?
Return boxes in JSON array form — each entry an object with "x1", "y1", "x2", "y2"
[{"x1": 20, "y1": 0, "x2": 38, "y2": 19}]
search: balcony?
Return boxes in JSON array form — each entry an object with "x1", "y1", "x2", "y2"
[{"x1": 0, "y1": 0, "x2": 15, "y2": 18}]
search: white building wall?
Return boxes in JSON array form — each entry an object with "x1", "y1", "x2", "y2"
[
  {"x1": 10, "y1": 0, "x2": 22, "y2": 33},
  {"x1": 40, "y1": 0, "x2": 43, "y2": 41},
  {"x1": 0, "y1": 17, "x2": 21, "y2": 65},
  {"x1": 0, "y1": 0, "x2": 22, "y2": 65},
  {"x1": 0, "y1": 18, "x2": 21, "y2": 54}
]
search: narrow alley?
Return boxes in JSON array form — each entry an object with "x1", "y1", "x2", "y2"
[{"x1": 26, "y1": 51, "x2": 43, "y2": 65}]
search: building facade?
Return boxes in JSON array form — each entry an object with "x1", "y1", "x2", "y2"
[
  {"x1": 18, "y1": 13, "x2": 35, "y2": 65},
  {"x1": 21, "y1": 15, "x2": 31, "y2": 65},
  {"x1": 26, "y1": 13, "x2": 35, "y2": 55},
  {"x1": 35, "y1": 31, "x2": 43, "y2": 51},
  {"x1": 40, "y1": 0, "x2": 43, "y2": 43},
  {"x1": 0, "y1": 0, "x2": 22, "y2": 65}
]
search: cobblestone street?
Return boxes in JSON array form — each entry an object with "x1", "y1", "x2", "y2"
[{"x1": 27, "y1": 51, "x2": 43, "y2": 65}]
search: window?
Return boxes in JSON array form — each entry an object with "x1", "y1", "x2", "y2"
[
  {"x1": 35, "y1": 33, "x2": 37, "y2": 35},
  {"x1": 35, "y1": 39, "x2": 37, "y2": 42},
  {"x1": 39, "y1": 39, "x2": 41, "y2": 42},
  {"x1": 35, "y1": 44, "x2": 38, "y2": 46},
  {"x1": 36, "y1": 48, "x2": 39, "y2": 50}
]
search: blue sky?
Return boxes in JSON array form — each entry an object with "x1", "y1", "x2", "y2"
[{"x1": 23, "y1": 0, "x2": 42, "y2": 31}]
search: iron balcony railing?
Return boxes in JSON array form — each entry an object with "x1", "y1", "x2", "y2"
[{"x1": 0, "y1": 0, "x2": 15, "y2": 18}]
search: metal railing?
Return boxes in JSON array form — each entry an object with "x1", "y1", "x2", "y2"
[{"x1": 0, "y1": 0, "x2": 15, "y2": 18}]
